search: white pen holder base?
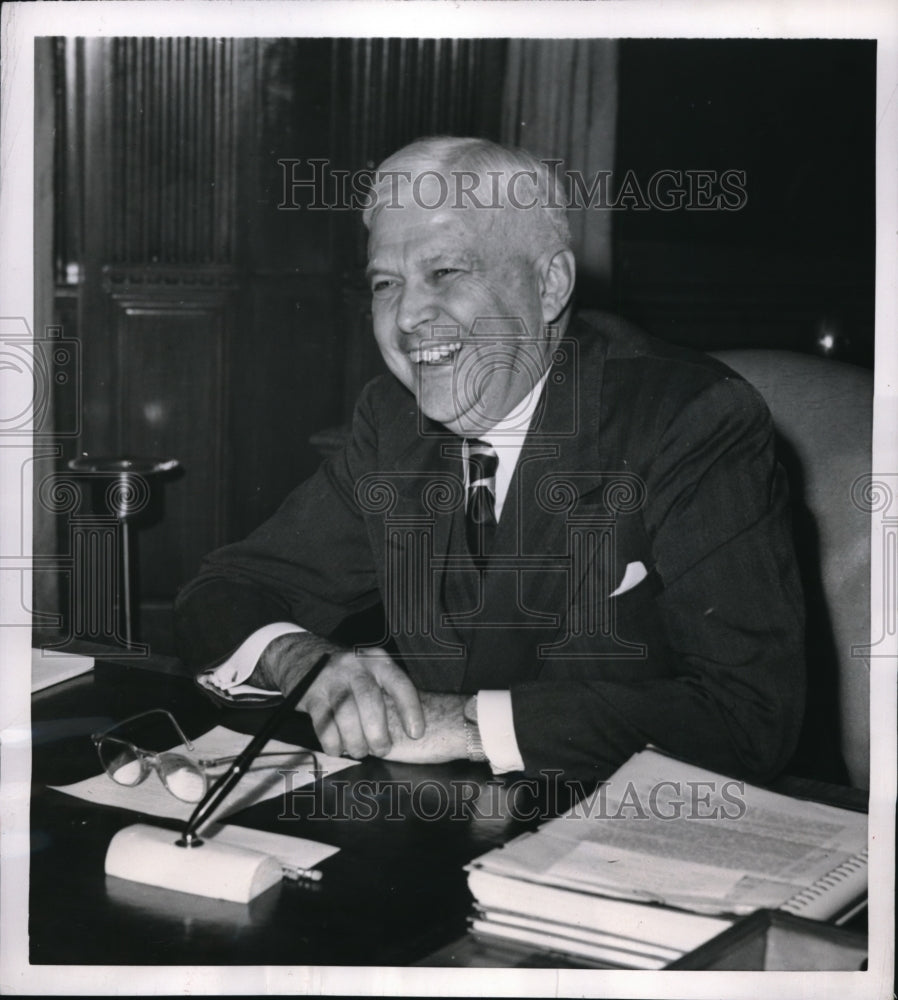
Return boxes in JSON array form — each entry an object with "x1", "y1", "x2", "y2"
[{"x1": 105, "y1": 824, "x2": 282, "y2": 903}]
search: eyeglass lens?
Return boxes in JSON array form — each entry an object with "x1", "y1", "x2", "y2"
[
  {"x1": 157, "y1": 753, "x2": 207, "y2": 802},
  {"x1": 98, "y1": 739, "x2": 209, "y2": 802},
  {"x1": 97, "y1": 740, "x2": 146, "y2": 786}
]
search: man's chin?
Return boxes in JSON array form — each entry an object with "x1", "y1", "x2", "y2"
[
  {"x1": 415, "y1": 383, "x2": 517, "y2": 437},
  {"x1": 419, "y1": 404, "x2": 493, "y2": 438},
  {"x1": 419, "y1": 405, "x2": 466, "y2": 435}
]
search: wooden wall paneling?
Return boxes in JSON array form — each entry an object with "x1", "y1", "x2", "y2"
[
  {"x1": 78, "y1": 37, "x2": 117, "y2": 450},
  {"x1": 33, "y1": 39, "x2": 62, "y2": 625},
  {"x1": 52, "y1": 37, "x2": 82, "y2": 289},
  {"x1": 106, "y1": 287, "x2": 231, "y2": 600},
  {"x1": 69, "y1": 37, "x2": 245, "y2": 649},
  {"x1": 248, "y1": 38, "x2": 335, "y2": 273},
  {"x1": 230, "y1": 275, "x2": 344, "y2": 538},
  {"x1": 226, "y1": 39, "x2": 344, "y2": 541},
  {"x1": 102, "y1": 37, "x2": 238, "y2": 267}
]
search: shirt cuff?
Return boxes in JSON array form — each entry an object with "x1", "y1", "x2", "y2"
[
  {"x1": 200, "y1": 622, "x2": 305, "y2": 695},
  {"x1": 476, "y1": 689, "x2": 525, "y2": 774}
]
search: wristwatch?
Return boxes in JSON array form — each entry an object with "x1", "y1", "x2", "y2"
[{"x1": 464, "y1": 695, "x2": 487, "y2": 763}]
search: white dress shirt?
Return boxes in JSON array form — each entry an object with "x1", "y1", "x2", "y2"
[{"x1": 201, "y1": 372, "x2": 551, "y2": 773}]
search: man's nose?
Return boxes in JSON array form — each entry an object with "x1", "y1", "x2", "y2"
[{"x1": 395, "y1": 282, "x2": 439, "y2": 335}]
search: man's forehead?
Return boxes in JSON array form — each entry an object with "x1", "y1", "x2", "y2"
[{"x1": 367, "y1": 206, "x2": 491, "y2": 266}]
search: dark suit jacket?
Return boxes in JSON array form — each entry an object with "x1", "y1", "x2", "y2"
[{"x1": 175, "y1": 313, "x2": 805, "y2": 783}]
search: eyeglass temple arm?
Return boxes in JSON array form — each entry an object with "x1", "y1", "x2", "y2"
[
  {"x1": 178, "y1": 652, "x2": 331, "y2": 847},
  {"x1": 93, "y1": 708, "x2": 196, "y2": 751},
  {"x1": 196, "y1": 750, "x2": 318, "y2": 767}
]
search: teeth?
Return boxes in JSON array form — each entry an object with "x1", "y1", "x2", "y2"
[{"x1": 410, "y1": 342, "x2": 462, "y2": 364}]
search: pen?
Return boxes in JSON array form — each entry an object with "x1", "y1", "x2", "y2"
[
  {"x1": 283, "y1": 865, "x2": 324, "y2": 883},
  {"x1": 177, "y1": 652, "x2": 332, "y2": 848}
]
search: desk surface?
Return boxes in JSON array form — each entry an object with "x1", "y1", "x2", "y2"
[{"x1": 27, "y1": 645, "x2": 868, "y2": 968}]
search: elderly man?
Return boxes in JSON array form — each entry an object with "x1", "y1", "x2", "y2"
[{"x1": 175, "y1": 136, "x2": 805, "y2": 784}]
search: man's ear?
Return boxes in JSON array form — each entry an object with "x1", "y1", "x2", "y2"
[{"x1": 538, "y1": 249, "x2": 576, "y2": 324}]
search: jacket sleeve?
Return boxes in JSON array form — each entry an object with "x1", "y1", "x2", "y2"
[
  {"x1": 174, "y1": 384, "x2": 382, "y2": 671},
  {"x1": 509, "y1": 376, "x2": 807, "y2": 784}
]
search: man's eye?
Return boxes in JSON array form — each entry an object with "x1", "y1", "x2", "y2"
[
  {"x1": 371, "y1": 278, "x2": 394, "y2": 293},
  {"x1": 433, "y1": 268, "x2": 459, "y2": 280}
]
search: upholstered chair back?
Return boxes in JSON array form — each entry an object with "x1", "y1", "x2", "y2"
[{"x1": 712, "y1": 349, "x2": 872, "y2": 788}]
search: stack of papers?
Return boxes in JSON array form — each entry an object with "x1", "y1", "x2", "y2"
[{"x1": 466, "y1": 748, "x2": 868, "y2": 969}]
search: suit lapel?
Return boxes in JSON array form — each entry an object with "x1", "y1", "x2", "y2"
[
  {"x1": 460, "y1": 327, "x2": 610, "y2": 688},
  {"x1": 383, "y1": 423, "x2": 470, "y2": 686},
  {"x1": 387, "y1": 422, "x2": 466, "y2": 572}
]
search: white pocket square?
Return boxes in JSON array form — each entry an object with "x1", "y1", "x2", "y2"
[{"x1": 609, "y1": 561, "x2": 648, "y2": 598}]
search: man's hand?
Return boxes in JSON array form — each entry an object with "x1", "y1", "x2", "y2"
[
  {"x1": 254, "y1": 633, "x2": 425, "y2": 758},
  {"x1": 380, "y1": 691, "x2": 468, "y2": 764}
]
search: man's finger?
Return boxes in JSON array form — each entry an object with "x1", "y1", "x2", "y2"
[
  {"x1": 349, "y1": 670, "x2": 392, "y2": 755},
  {"x1": 371, "y1": 659, "x2": 425, "y2": 738},
  {"x1": 309, "y1": 703, "x2": 344, "y2": 758},
  {"x1": 331, "y1": 693, "x2": 369, "y2": 760}
]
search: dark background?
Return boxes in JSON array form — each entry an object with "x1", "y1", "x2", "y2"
[
  {"x1": 36, "y1": 37, "x2": 876, "y2": 653},
  {"x1": 613, "y1": 39, "x2": 875, "y2": 361}
]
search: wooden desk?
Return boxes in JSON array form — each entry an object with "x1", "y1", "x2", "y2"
[
  {"x1": 27, "y1": 645, "x2": 868, "y2": 968},
  {"x1": 28, "y1": 650, "x2": 560, "y2": 967}
]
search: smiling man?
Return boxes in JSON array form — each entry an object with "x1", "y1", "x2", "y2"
[
  {"x1": 175, "y1": 137, "x2": 805, "y2": 784},
  {"x1": 365, "y1": 164, "x2": 572, "y2": 439}
]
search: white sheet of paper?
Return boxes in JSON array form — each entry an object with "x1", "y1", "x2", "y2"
[
  {"x1": 31, "y1": 648, "x2": 95, "y2": 692},
  {"x1": 202, "y1": 822, "x2": 340, "y2": 870},
  {"x1": 547, "y1": 839, "x2": 746, "y2": 903},
  {"x1": 50, "y1": 725, "x2": 357, "y2": 822}
]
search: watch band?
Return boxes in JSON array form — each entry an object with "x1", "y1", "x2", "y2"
[
  {"x1": 465, "y1": 718, "x2": 487, "y2": 762},
  {"x1": 463, "y1": 694, "x2": 486, "y2": 762}
]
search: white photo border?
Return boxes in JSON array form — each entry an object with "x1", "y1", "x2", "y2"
[{"x1": 1, "y1": 2, "x2": 895, "y2": 997}]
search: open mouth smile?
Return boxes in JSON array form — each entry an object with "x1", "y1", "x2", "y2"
[{"x1": 408, "y1": 341, "x2": 463, "y2": 365}]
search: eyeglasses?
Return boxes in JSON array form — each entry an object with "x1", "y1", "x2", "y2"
[{"x1": 91, "y1": 708, "x2": 318, "y2": 803}]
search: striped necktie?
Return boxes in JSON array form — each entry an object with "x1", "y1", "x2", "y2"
[{"x1": 465, "y1": 440, "x2": 499, "y2": 557}]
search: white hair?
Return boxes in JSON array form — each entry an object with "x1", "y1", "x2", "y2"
[{"x1": 361, "y1": 136, "x2": 572, "y2": 262}]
